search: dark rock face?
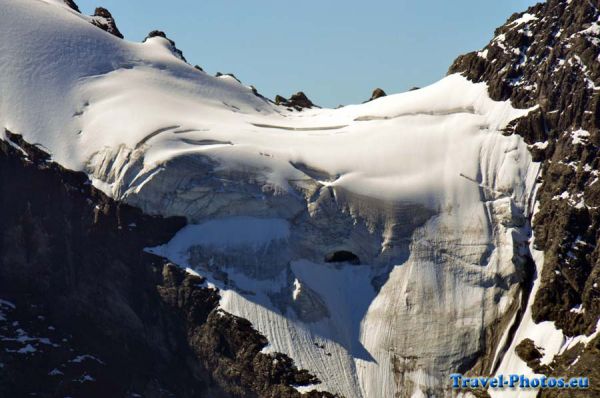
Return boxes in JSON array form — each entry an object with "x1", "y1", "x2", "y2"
[
  {"x1": 215, "y1": 72, "x2": 242, "y2": 83},
  {"x1": 0, "y1": 131, "x2": 335, "y2": 397},
  {"x1": 91, "y1": 7, "x2": 124, "y2": 39},
  {"x1": 369, "y1": 88, "x2": 386, "y2": 101},
  {"x1": 324, "y1": 251, "x2": 360, "y2": 265},
  {"x1": 145, "y1": 30, "x2": 188, "y2": 62},
  {"x1": 62, "y1": 0, "x2": 80, "y2": 12},
  {"x1": 514, "y1": 338, "x2": 549, "y2": 374},
  {"x1": 450, "y1": 0, "x2": 600, "y2": 390},
  {"x1": 275, "y1": 92, "x2": 315, "y2": 110}
]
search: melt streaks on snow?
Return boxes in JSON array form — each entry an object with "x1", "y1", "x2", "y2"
[{"x1": 219, "y1": 260, "x2": 377, "y2": 398}]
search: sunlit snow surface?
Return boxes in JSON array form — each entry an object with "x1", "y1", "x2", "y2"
[{"x1": 0, "y1": 1, "x2": 543, "y2": 397}]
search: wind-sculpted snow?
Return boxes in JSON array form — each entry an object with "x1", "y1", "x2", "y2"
[{"x1": 0, "y1": 1, "x2": 541, "y2": 397}]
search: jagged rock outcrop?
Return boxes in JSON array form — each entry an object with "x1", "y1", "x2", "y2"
[
  {"x1": 91, "y1": 7, "x2": 123, "y2": 39},
  {"x1": 535, "y1": 334, "x2": 600, "y2": 398},
  {"x1": 275, "y1": 91, "x2": 315, "y2": 110},
  {"x1": 62, "y1": 0, "x2": 80, "y2": 12},
  {"x1": 0, "y1": 131, "x2": 335, "y2": 397},
  {"x1": 450, "y1": 0, "x2": 600, "y2": 392},
  {"x1": 216, "y1": 72, "x2": 242, "y2": 83}
]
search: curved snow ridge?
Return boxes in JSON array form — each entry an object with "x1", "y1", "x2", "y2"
[
  {"x1": 81, "y1": 71, "x2": 532, "y2": 219},
  {"x1": 0, "y1": 0, "x2": 273, "y2": 172},
  {"x1": 0, "y1": 0, "x2": 532, "y2": 214}
]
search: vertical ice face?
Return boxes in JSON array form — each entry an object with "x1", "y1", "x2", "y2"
[{"x1": 139, "y1": 81, "x2": 538, "y2": 397}]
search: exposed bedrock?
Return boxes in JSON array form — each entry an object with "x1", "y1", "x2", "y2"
[{"x1": 91, "y1": 7, "x2": 123, "y2": 39}]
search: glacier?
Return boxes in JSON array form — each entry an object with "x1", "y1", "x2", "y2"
[{"x1": 0, "y1": 1, "x2": 544, "y2": 397}]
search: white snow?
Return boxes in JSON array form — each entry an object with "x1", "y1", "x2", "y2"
[
  {"x1": 579, "y1": 21, "x2": 600, "y2": 36},
  {"x1": 0, "y1": 0, "x2": 532, "y2": 210},
  {"x1": 530, "y1": 141, "x2": 548, "y2": 150},
  {"x1": 71, "y1": 354, "x2": 104, "y2": 364},
  {"x1": 508, "y1": 13, "x2": 539, "y2": 28},
  {"x1": 75, "y1": 374, "x2": 96, "y2": 383},
  {"x1": 0, "y1": 299, "x2": 16, "y2": 309},
  {"x1": 570, "y1": 304, "x2": 584, "y2": 314},
  {"x1": 292, "y1": 279, "x2": 302, "y2": 301},
  {"x1": 294, "y1": 384, "x2": 322, "y2": 394},
  {"x1": 17, "y1": 344, "x2": 37, "y2": 354},
  {"x1": 553, "y1": 190, "x2": 570, "y2": 200},
  {"x1": 570, "y1": 129, "x2": 590, "y2": 145}
]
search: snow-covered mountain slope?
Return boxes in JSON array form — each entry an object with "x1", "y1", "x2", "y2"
[{"x1": 1, "y1": 0, "x2": 581, "y2": 397}]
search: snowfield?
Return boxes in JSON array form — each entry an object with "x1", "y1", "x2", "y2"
[{"x1": 1, "y1": 1, "x2": 543, "y2": 397}]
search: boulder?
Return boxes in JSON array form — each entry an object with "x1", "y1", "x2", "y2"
[
  {"x1": 63, "y1": 0, "x2": 80, "y2": 12},
  {"x1": 274, "y1": 91, "x2": 315, "y2": 110},
  {"x1": 369, "y1": 88, "x2": 387, "y2": 101},
  {"x1": 91, "y1": 7, "x2": 123, "y2": 39}
]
